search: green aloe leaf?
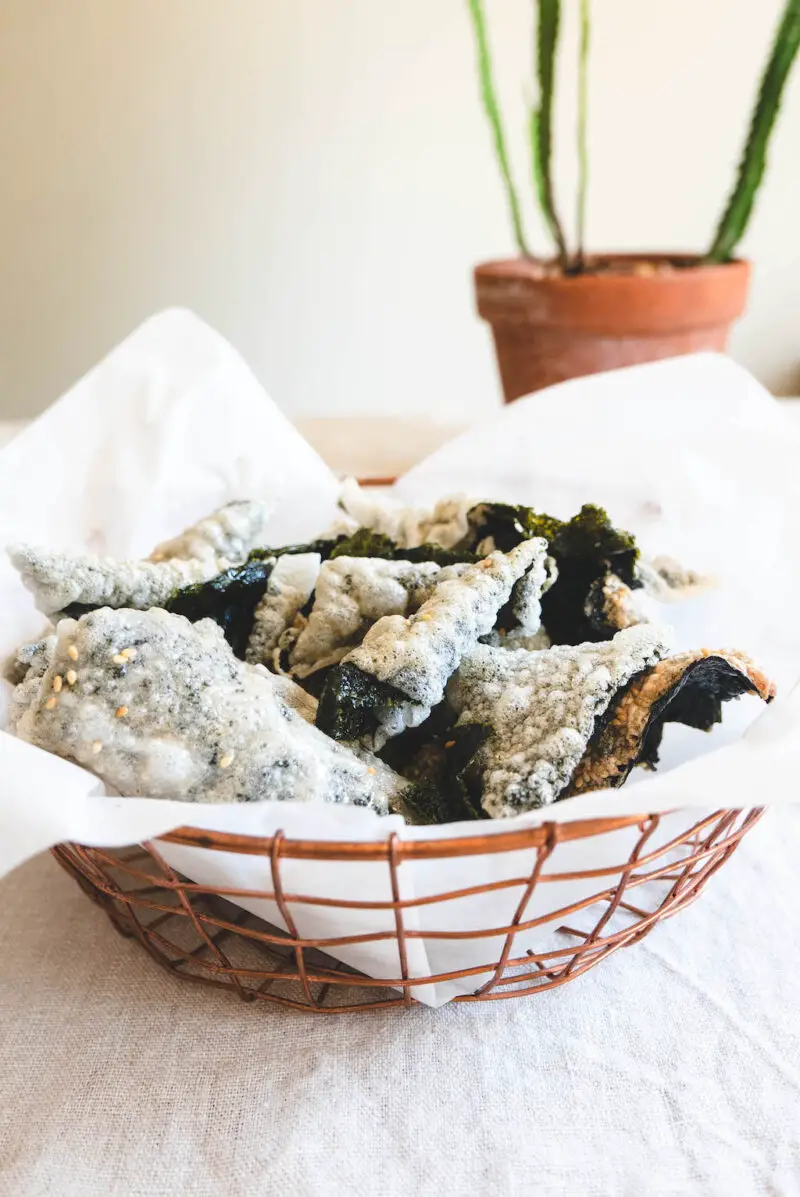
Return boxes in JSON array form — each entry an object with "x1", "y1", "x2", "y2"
[
  {"x1": 706, "y1": 0, "x2": 800, "y2": 263},
  {"x1": 530, "y1": 0, "x2": 568, "y2": 266},
  {"x1": 467, "y1": 0, "x2": 532, "y2": 256}
]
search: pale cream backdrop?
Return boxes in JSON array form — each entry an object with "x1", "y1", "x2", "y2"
[{"x1": 0, "y1": 0, "x2": 797, "y2": 421}]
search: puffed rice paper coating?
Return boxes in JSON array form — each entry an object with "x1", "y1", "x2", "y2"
[
  {"x1": 447, "y1": 623, "x2": 669, "y2": 817},
  {"x1": 10, "y1": 607, "x2": 403, "y2": 812},
  {"x1": 8, "y1": 500, "x2": 276, "y2": 617},
  {"x1": 148, "y1": 499, "x2": 273, "y2": 565},
  {"x1": 636, "y1": 555, "x2": 715, "y2": 603},
  {"x1": 245, "y1": 552, "x2": 322, "y2": 667},
  {"x1": 289, "y1": 556, "x2": 470, "y2": 678},
  {"x1": 338, "y1": 478, "x2": 473, "y2": 550},
  {"x1": 8, "y1": 545, "x2": 233, "y2": 617},
  {"x1": 345, "y1": 538, "x2": 548, "y2": 744}
]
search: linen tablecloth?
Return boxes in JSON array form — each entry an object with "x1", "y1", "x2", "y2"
[
  {"x1": 2, "y1": 413, "x2": 799, "y2": 1196},
  {"x1": 2, "y1": 811, "x2": 799, "y2": 1196}
]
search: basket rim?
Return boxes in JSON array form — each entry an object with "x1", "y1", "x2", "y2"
[{"x1": 159, "y1": 811, "x2": 683, "y2": 861}]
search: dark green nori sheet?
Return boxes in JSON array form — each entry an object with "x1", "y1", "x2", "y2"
[
  {"x1": 636, "y1": 655, "x2": 767, "y2": 772},
  {"x1": 315, "y1": 662, "x2": 409, "y2": 744},
  {"x1": 164, "y1": 559, "x2": 275, "y2": 659},
  {"x1": 460, "y1": 501, "x2": 640, "y2": 645},
  {"x1": 379, "y1": 703, "x2": 490, "y2": 824}
]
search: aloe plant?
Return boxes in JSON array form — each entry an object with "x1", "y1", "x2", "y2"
[
  {"x1": 706, "y1": 0, "x2": 800, "y2": 263},
  {"x1": 467, "y1": 0, "x2": 800, "y2": 271}
]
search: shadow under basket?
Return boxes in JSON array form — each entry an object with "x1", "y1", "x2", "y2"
[{"x1": 52, "y1": 807, "x2": 761, "y2": 1014}]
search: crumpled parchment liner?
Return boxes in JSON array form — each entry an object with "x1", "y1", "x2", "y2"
[{"x1": 2, "y1": 309, "x2": 798, "y2": 1006}]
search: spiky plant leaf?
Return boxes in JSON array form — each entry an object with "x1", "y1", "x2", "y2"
[
  {"x1": 466, "y1": 0, "x2": 532, "y2": 256},
  {"x1": 530, "y1": 0, "x2": 568, "y2": 266},
  {"x1": 706, "y1": 0, "x2": 800, "y2": 264}
]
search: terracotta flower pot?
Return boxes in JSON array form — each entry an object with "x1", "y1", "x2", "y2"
[{"x1": 474, "y1": 254, "x2": 751, "y2": 403}]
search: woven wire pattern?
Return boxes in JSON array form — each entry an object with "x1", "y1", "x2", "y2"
[{"x1": 52, "y1": 807, "x2": 762, "y2": 1013}]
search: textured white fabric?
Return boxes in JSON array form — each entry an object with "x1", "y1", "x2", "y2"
[{"x1": 1, "y1": 808, "x2": 798, "y2": 1197}]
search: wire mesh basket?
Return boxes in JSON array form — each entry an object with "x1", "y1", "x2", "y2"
[{"x1": 52, "y1": 806, "x2": 761, "y2": 1013}]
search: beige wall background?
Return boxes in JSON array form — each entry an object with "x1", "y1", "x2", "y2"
[{"x1": 0, "y1": 0, "x2": 797, "y2": 421}]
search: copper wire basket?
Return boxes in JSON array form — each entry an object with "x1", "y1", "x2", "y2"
[
  {"x1": 47, "y1": 480, "x2": 763, "y2": 1012},
  {"x1": 52, "y1": 807, "x2": 762, "y2": 1013}
]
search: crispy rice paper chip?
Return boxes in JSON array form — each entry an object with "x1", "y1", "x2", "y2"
[
  {"x1": 245, "y1": 552, "x2": 322, "y2": 667},
  {"x1": 566, "y1": 648, "x2": 776, "y2": 796},
  {"x1": 318, "y1": 539, "x2": 548, "y2": 749},
  {"x1": 148, "y1": 499, "x2": 273, "y2": 565},
  {"x1": 446, "y1": 625, "x2": 669, "y2": 818},
  {"x1": 8, "y1": 500, "x2": 277, "y2": 619},
  {"x1": 166, "y1": 528, "x2": 468, "y2": 663},
  {"x1": 8, "y1": 543, "x2": 232, "y2": 618},
  {"x1": 164, "y1": 539, "x2": 365, "y2": 659},
  {"x1": 10, "y1": 607, "x2": 404, "y2": 812},
  {"x1": 636, "y1": 555, "x2": 716, "y2": 603},
  {"x1": 339, "y1": 479, "x2": 473, "y2": 550},
  {"x1": 289, "y1": 557, "x2": 472, "y2": 679},
  {"x1": 507, "y1": 543, "x2": 551, "y2": 634}
]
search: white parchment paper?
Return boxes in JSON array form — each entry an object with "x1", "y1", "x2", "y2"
[{"x1": 1, "y1": 309, "x2": 798, "y2": 1006}]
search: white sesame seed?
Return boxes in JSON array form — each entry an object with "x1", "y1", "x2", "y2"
[
  {"x1": 65, "y1": 670, "x2": 78, "y2": 686},
  {"x1": 91, "y1": 740, "x2": 103, "y2": 755},
  {"x1": 121, "y1": 647, "x2": 137, "y2": 660},
  {"x1": 115, "y1": 705, "x2": 128, "y2": 719},
  {"x1": 67, "y1": 645, "x2": 79, "y2": 661},
  {"x1": 44, "y1": 695, "x2": 58, "y2": 710},
  {"x1": 52, "y1": 675, "x2": 63, "y2": 693},
  {"x1": 218, "y1": 752, "x2": 235, "y2": 769},
  {"x1": 112, "y1": 653, "x2": 126, "y2": 666}
]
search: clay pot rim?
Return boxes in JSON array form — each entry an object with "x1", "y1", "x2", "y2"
[{"x1": 475, "y1": 253, "x2": 749, "y2": 288}]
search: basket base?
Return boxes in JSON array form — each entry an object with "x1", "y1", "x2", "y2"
[{"x1": 50, "y1": 808, "x2": 762, "y2": 1013}]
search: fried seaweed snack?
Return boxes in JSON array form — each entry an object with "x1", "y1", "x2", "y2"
[
  {"x1": 317, "y1": 539, "x2": 548, "y2": 749},
  {"x1": 458, "y1": 501, "x2": 712, "y2": 645},
  {"x1": 445, "y1": 625, "x2": 669, "y2": 818},
  {"x1": 9, "y1": 499, "x2": 274, "y2": 617},
  {"x1": 289, "y1": 557, "x2": 473, "y2": 679},
  {"x1": 338, "y1": 479, "x2": 473, "y2": 550},
  {"x1": 147, "y1": 499, "x2": 274, "y2": 565},
  {"x1": 9, "y1": 607, "x2": 404, "y2": 812},
  {"x1": 566, "y1": 649, "x2": 775, "y2": 795},
  {"x1": 4, "y1": 488, "x2": 767, "y2": 826},
  {"x1": 459, "y1": 502, "x2": 642, "y2": 644}
]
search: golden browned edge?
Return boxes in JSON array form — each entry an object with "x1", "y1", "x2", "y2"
[{"x1": 568, "y1": 649, "x2": 776, "y2": 796}]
